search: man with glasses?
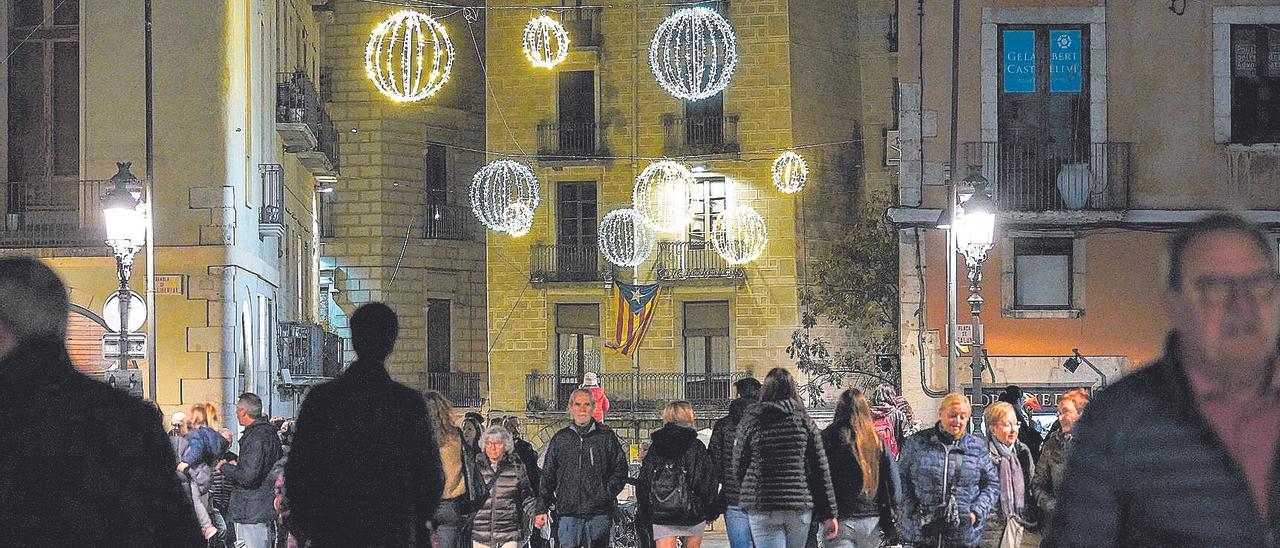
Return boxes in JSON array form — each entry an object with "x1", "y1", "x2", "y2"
[{"x1": 1045, "y1": 213, "x2": 1280, "y2": 547}]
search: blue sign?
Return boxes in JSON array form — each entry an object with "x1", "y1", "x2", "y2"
[
  {"x1": 1050, "y1": 30, "x2": 1083, "y2": 93},
  {"x1": 1003, "y1": 30, "x2": 1036, "y2": 93}
]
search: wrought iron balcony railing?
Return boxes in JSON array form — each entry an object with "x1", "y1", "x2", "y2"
[
  {"x1": 424, "y1": 371, "x2": 486, "y2": 408},
  {"x1": 537, "y1": 121, "x2": 605, "y2": 158},
  {"x1": 525, "y1": 371, "x2": 749, "y2": 416},
  {"x1": 530, "y1": 243, "x2": 613, "y2": 283},
  {"x1": 279, "y1": 323, "x2": 344, "y2": 379},
  {"x1": 961, "y1": 141, "x2": 1133, "y2": 212},
  {"x1": 258, "y1": 164, "x2": 284, "y2": 238},
  {"x1": 662, "y1": 115, "x2": 740, "y2": 156},
  {"x1": 424, "y1": 202, "x2": 476, "y2": 241},
  {"x1": 655, "y1": 241, "x2": 745, "y2": 282},
  {"x1": 0, "y1": 178, "x2": 108, "y2": 248},
  {"x1": 276, "y1": 70, "x2": 340, "y2": 176}
]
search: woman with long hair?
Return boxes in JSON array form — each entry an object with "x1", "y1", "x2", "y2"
[
  {"x1": 821, "y1": 388, "x2": 901, "y2": 547},
  {"x1": 637, "y1": 401, "x2": 718, "y2": 548},
  {"x1": 181, "y1": 403, "x2": 227, "y2": 540},
  {"x1": 732, "y1": 368, "x2": 838, "y2": 547},
  {"x1": 898, "y1": 393, "x2": 1000, "y2": 548},
  {"x1": 425, "y1": 390, "x2": 475, "y2": 548}
]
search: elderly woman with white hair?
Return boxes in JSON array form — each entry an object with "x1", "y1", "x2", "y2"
[{"x1": 469, "y1": 426, "x2": 537, "y2": 548}]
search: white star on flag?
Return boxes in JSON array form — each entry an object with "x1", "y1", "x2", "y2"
[{"x1": 630, "y1": 289, "x2": 644, "y2": 303}]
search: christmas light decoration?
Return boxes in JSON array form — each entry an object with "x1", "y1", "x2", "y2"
[
  {"x1": 522, "y1": 12, "x2": 570, "y2": 68},
  {"x1": 648, "y1": 7, "x2": 738, "y2": 101},
  {"x1": 632, "y1": 160, "x2": 695, "y2": 232},
  {"x1": 771, "y1": 151, "x2": 809, "y2": 194},
  {"x1": 365, "y1": 10, "x2": 455, "y2": 103},
  {"x1": 598, "y1": 208, "x2": 657, "y2": 267},
  {"x1": 711, "y1": 204, "x2": 767, "y2": 265},
  {"x1": 470, "y1": 160, "x2": 540, "y2": 236}
]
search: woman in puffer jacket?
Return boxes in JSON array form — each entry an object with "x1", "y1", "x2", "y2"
[
  {"x1": 470, "y1": 426, "x2": 537, "y2": 548},
  {"x1": 821, "y1": 388, "x2": 902, "y2": 547},
  {"x1": 636, "y1": 400, "x2": 718, "y2": 548},
  {"x1": 899, "y1": 392, "x2": 1000, "y2": 548},
  {"x1": 733, "y1": 367, "x2": 838, "y2": 548}
]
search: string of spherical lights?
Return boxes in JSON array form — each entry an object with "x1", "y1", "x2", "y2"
[
  {"x1": 470, "y1": 160, "x2": 540, "y2": 237},
  {"x1": 712, "y1": 205, "x2": 768, "y2": 265},
  {"x1": 364, "y1": 10, "x2": 455, "y2": 103},
  {"x1": 648, "y1": 6, "x2": 739, "y2": 101},
  {"x1": 633, "y1": 160, "x2": 696, "y2": 233},
  {"x1": 522, "y1": 12, "x2": 570, "y2": 68},
  {"x1": 598, "y1": 208, "x2": 657, "y2": 267},
  {"x1": 771, "y1": 151, "x2": 809, "y2": 194}
]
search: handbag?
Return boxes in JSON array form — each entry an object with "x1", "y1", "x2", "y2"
[
  {"x1": 999, "y1": 515, "x2": 1025, "y2": 548},
  {"x1": 917, "y1": 441, "x2": 961, "y2": 537}
]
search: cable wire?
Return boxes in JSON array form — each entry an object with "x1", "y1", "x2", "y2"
[{"x1": 0, "y1": 0, "x2": 71, "y2": 70}]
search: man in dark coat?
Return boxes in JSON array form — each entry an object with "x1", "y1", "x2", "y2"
[
  {"x1": 1045, "y1": 213, "x2": 1280, "y2": 547},
  {"x1": 0, "y1": 257, "x2": 204, "y2": 547},
  {"x1": 707, "y1": 376, "x2": 760, "y2": 548},
  {"x1": 285, "y1": 302, "x2": 445, "y2": 547},
  {"x1": 534, "y1": 389, "x2": 629, "y2": 548},
  {"x1": 219, "y1": 392, "x2": 284, "y2": 548}
]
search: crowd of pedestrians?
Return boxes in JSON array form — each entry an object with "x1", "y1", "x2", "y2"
[{"x1": 3, "y1": 212, "x2": 1280, "y2": 548}]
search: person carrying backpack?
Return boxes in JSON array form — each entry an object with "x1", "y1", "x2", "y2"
[
  {"x1": 637, "y1": 401, "x2": 718, "y2": 548},
  {"x1": 870, "y1": 384, "x2": 911, "y2": 459}
]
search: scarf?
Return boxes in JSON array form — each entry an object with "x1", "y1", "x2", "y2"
[{"x1": 992, "y1": 438, "x2": 1025, "y2": 517}]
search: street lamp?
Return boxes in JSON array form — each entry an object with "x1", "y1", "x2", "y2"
[
  {"x1": 955, "y1": 167, "x2": 996, "y2": 416},
  {"x1": 102, "y1": 162, "x2": 146, "y2": 374}
]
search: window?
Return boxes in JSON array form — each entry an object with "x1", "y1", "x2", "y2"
[
  {"x1": 683, "y1": 92, "x2": 725, "y2": 148},
  {"x1": 425, "y1": 143, "x2": 448, "y2": 206},
  {"x1": 688, "y1": 177, "x2": 727, "y2": 246},
  {"x1": 1012, "y1": 238, "x2": 1073, "y2": 309},
  {"x1": 8, "y1": 0, "x2": 80, "y2": 183},
  {"x1": 557, "y1": 181, "x2": 597, "y2": 247},
  {"x1": 427, "y1": 299, "x2": 451, "y2": 373},
  {"x1": 557, "y1": 71, "x2": 596, "y2": 154},
  {"x1": 556, "y1": 304, "x2": 600, "y2": 404},
  {"x1": 684, "y1": 301, "x2": 730, "y2": 401},
  {"x1": 1229, "y1": 25, "x2": 1280, "y2": 143}
]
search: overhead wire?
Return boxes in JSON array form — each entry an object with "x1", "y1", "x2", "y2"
[{"x1": 0, "y1": 0, "x2": 71, "y2": 70}]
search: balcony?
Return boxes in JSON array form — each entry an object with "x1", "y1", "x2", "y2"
[
  {"x1": 258, "y1": 164, "x2": 284, "y2": 238},
  {"x1": 530, "y1": 243, "x2": 613, "y2": 284},
  {"x1": 276, "y1": 70, "x2": 340, "y2": 179},
  {"x1": 424, "y1": 371, "x2": 486, "y2": 408},
  {"x1": 961, "y1": 141, "x2": 1133, "y2": 213},
  {"x1": 279, "y1": 323, "x2": 344, "y2": 381},
  {"x1": 537, "y1": 121, "x2": 606, "y2": 159},
  {"x1": 525, "y1": 371, "x2": 749, "y2": 417},
  {"x1": 424, "y1": 202, "x2": 475, "y2": 241},
  {"x1": 662, "y1": 114, "x2": 740, "y2": 156},
  {"x1": 0, "y1": 178, "x2": 108, "y2": 248},
  {"x1": 562, "y1": 7, "x2": 603, "y2": 48},
  {"x1": 655, "y1": 241, "x2": 745, "y2": 283}
]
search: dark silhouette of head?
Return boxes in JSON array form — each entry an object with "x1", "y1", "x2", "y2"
[
  {"x1": 734, "y1": 377, "x2": 762, "y2": 400},
  {"x1": 760, "y1": 367, "x2": 801, "y2": 403},
  {"x1": 350, "y1": 302, "x2": 398, "y2": 361}
]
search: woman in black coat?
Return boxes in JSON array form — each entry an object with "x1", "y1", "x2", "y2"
[
  {"x1": 637, "y1": 401, "x2": 718, "y2": 548},
  {"x1": 821, "y1": 388, "x2": 902, "y2": 548},
  {"x1": 471, "y1": 426, "x2": 537, "y2": 548}
]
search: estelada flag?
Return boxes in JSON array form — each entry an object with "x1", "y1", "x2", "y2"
[{"x1": 604, "y1": 280, "x2": 661, "y2": 358}]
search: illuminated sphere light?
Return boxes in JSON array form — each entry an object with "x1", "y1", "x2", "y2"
[
  {"x1": 470, "y1": 160, "x2": 540, "y2": 236},
  {"x1": 599, "y1": 208, "x2": 657, "y2": 268},
  {"x1": 522, "y1": 13, "x2": 570, "y2": 69},
  {"x1": 771, "y1": 151, "x2": 809, "y2": 194},
  {"x1": 711, "y1": 205, "x2": 768, "y2": 265},
  {"x1": 648, "y1": 6, "x2": 739, "y2": 101},
  {"x1": 364, "y1": 10, "x2": 455, "y2": 102},
  {"x1": 632, "y1": 161, "x2": 696, "y2": 232}
]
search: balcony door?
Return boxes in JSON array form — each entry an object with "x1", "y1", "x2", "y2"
[
  {"x1": 557, "y1": 71, "x2": 596, "y2": 155},
  {"x1": 683, "y1": 92, "x2": 724, "y2": 148},
  {"x1": 556, "y1": 181, "x2": 597, "y2": 280},
  {"x1": 997, "y1": 25, "x2": 1090, "y2": 210},
  {"x1": 683, "y1": 301, "x2": 730, "y2": 402},
  {"x1": 556, "y1": 304, "x2": 600, "y2": 407}
]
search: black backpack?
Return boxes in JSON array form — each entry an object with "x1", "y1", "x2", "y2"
[{"x1": 648, "y1": 458, "x2": 696, "y2": 523}]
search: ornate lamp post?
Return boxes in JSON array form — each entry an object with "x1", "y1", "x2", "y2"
[
  {"x1": 955, "y1": 168, "x2": 996, "y2": 417},
  {"x1": 102, "y1": 162, "x2": 146, "y2": 374}
]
